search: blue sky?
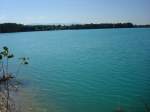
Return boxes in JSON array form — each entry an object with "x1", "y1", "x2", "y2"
[{"x1": 0, "y1": 0, "x2": 150, "y2": 24}]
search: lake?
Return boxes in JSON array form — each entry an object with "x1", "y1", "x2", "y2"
[{"x1": 0, "y1": 28, "x2": 150, "y2": 112}]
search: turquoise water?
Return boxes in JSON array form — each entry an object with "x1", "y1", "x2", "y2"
[{"x1": 0, "y1": 28, "x2": 150, "y2": 112}]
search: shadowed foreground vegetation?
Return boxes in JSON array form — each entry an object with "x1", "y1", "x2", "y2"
[
  {"x1": 0, "y1": 46, "x2": 29, "y2": 112},
  {"x1": 0, "y1": 22, "x2": 150, "y2": 33}
]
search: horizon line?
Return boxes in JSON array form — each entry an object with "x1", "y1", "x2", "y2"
[{"x1": 0, "y1": 22, "x2": 150, "y2": 26}]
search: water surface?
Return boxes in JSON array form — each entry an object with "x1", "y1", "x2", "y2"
[{"x1": 0, "y1": 28, "x2": 150, "y2": 112}]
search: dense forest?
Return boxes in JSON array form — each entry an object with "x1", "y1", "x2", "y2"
[{"x1": 0, "y1": 23, "x2": 150, "y2": 33}]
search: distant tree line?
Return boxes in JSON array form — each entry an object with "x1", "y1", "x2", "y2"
[{"x1": 0, "y1": 22, "x2": 150, "y2": 33}]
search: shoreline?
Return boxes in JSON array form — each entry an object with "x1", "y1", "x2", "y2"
[
  {"x1": 0, "y1": 27, "x2": 150, "y2": 34},
  {"x1": 0, "y1": 86, "x2": 39, "y2": 112},
  {"x1": 0, "y1": 92, "x2": 7, "y2": 112},
  {"x1": 0, "y1": 91, "x2": 18, "y2": 112},
  {"x1": 1, "y1": 22, "x2": 150, "y2": 34}
]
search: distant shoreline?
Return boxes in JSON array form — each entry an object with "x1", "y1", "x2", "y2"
[{"x1": 0, "y1": 22, "x2": 150, "y2": 33}]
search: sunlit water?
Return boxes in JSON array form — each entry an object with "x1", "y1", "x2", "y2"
[{"x1": 0, "y1": 28, "x2": 150, "y2": 112}]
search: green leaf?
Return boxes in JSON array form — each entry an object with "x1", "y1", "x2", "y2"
[
  {"x1": 1, "y1": 51, "x2": 8, "y2": 56},
  {"x1": 8, "y1": 54, "x2": 14, "y2": 58},
  {"x1": 0, "y1": 54, "x2": 2, "y2": 60},
  {"x1": 24, "y1": 61, "x2": 29, "y2": 65},
  {"x1": 3, "y1": 46, "x2": 8, "y2": 51}
]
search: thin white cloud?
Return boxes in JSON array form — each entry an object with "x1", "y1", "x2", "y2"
[{"x1": 0, "y1": 16, "x2": 6, "y2": 21}]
